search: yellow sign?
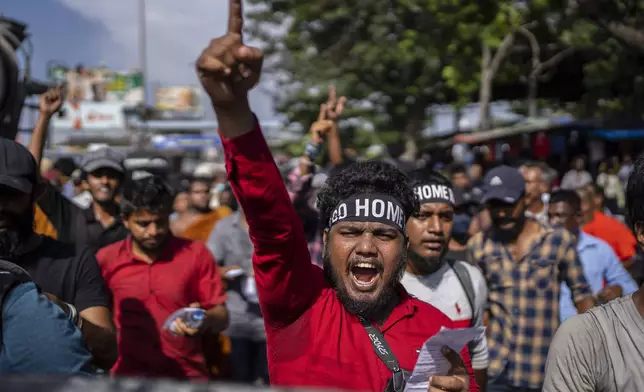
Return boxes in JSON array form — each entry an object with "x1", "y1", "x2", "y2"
[{"x1": 155, "y1": 87, "x2": 202, "y2": 113}]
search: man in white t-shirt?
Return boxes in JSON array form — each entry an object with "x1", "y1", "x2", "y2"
[
  {"x1": 543, "y1": 152, "x2": 644, "y2": 392},
  {"x1": 403, "y1": 169, "x2": 489, "y2": 392}
]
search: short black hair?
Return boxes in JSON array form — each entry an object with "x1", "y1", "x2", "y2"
[
  {"x1": 317, "y1": 161, "x2": 418, "y2": 228},
  {"x1": 627, "y1": 152, "x2": 644, "y2": 230},
  {"x1": 549, "y1": 190, "x2": 581, "y2": 213},
  {"x1": 190, "y1": 176, "x2": 211, "y2": 187},
  {"x1": 407, "y1": 168, "x2": 452, "y2": 188},
  {"x1": 54, "y1": 157, "x2": 77, "y2": 177},
  {"x1": 448, "y1": 163, "x2": 468, "y2": 176},
  {"x1": 120, "y1": 175, "x2": 174, "y2": 218}
]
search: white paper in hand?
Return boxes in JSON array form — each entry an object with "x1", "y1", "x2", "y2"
[{"x1": 404, "y1": 326, "x2": 485, "y2": 392}]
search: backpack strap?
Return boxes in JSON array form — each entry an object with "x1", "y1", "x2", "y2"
[
  {"x1": 447, "y1": 259, "x2": 476, "y2": 327},
  {"x1": 0, "y1": 259, "x2": 33, "y2": 343}
]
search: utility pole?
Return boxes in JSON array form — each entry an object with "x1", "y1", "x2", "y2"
[
  {"x1": 139, "y1": 0, "x2": 147, "y2": 105},
  {"x1": 136, "y1": 0, "x2": 149, "y2": 151}
]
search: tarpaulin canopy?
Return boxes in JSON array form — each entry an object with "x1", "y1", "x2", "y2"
[{"x1": 590, "y1": 129, "x2": 644, "y2": 140}]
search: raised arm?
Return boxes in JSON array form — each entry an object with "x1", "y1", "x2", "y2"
[{"x1": 196, "y1": 0, "x2": 320, "y2": 328}]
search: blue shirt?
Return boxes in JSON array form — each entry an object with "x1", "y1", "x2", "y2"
[
  {"x1": 1, "y1": 282, "x2": 94, "y2": 374},
  {"x1": 560, "y1": 232, "x2": 639, "y2": 322}
]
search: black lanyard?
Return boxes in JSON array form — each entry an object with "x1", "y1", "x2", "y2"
[{"x1": 361, "y1": 318, "x2": 406, "y2": 392}]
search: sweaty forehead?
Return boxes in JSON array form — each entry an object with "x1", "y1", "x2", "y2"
[
  {"x1": 332, "y1": 221, "x2": 399, "y2": 232},
  {"x1": 419, "y1": 202, "x2": 453, "y2": 214}
]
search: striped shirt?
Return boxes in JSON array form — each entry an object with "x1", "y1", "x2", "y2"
[{"x1": 467, "y1": 223, "x2": 592, "y2": 389}]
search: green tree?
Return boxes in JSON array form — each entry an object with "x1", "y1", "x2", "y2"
[
  {"x1": 247, "y1": 0, "x2": 504, "y2": 154},
  {"x1": 574, "y1": 0, "x2": 644, "y2": 53},
  {"x1": 563, "y1": 0, "x2": 644, "y2": 120}
]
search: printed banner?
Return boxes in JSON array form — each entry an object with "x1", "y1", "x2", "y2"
[
  {"x1": 47, "y1": 63, "x2": 143, "y2": 104},
  {"x1": 154, "y1": 87, "x2": 202, "y2": 113},
  {"x1": 50, "y1": 101, "x2": 127, "y2": 131},
  {"x1": 151, "y1": 134, "x2": 221, "y2": 150}
]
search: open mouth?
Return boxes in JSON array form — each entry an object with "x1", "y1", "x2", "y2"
[
  {"x1": 499, "y1": 220, "x2": 515, "y2": 229},
  {"x1": 349, "y1": 262, "x2": 382, "y2": 291}
]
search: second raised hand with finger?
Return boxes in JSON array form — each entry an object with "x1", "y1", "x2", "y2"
[{"x1": 325, "y1": 86, "x2": 347, "y2": 120}]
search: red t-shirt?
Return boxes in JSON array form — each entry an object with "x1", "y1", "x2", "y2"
[
  {"x1": 96, "y1": 236, "x2": 226, "y2": 379},
  {"x1": 221, "y1": 124, "x2": 479, "y2": 392},
  {"x1": 584, "y1": 212, "x2": 637, "y2": 262},
  {"x1": 534, "y1": 133, "x2": 550, "y2": 159}
]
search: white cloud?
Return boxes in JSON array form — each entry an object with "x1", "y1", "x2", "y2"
[{"x1": 57, "y1": 0, "x2": 274, "y2": 120}]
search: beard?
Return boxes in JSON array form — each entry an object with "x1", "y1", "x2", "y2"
[
  {"x1": 492, "y1": 213, "x2": 526, "y2": 242},
  {"x1": 323, "y1": 241, "x2": 407, "y2": 322},
  {"x1": 0, "y1": 205, "x2": 35, "y2": 261},
  {"x1": 407, "y1": 249, "x2": 445, "y2": 276},
  {"x1": 132, "y1": 233, "x2": 169, "y2": 253}
]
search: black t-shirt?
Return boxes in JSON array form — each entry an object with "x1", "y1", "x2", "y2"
[
  {"x1": 37, "y1": 183, "x2": 129, "y2": 251},
  {"x1": 17, "y1": 236, "x2": 110, "y2": 312},
  {"x1": 37, "y1": 182, "x2": 86, "y2": 244},
  {"x1": 79, "y1": 206, "x2": 130, "y2": 251}
]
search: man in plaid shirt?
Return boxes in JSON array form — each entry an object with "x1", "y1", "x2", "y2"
[{"x1": 468, "y1": 166, "x2": 595, "y2": 392}]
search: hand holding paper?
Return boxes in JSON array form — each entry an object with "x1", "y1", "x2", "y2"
[
  {"x1": 404, "y1": 326, "x2": 485, "y2": 392},
  {"x1": 428, "y1": 347, "x2": 468, "y2": 392}
]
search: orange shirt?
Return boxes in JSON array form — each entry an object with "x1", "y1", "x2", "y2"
[
  {"x1": 179, "y1": 206, "x2": 232, "y2": 243},
  {"x1": 583, "y1": 211, "x2": 637, "y2": 262},
  {"x1": 34, "y1": 204, "x2": 58, "y2": 239}
]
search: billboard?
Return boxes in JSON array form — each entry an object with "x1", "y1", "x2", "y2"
[
  {"x1": 47, "y1": 63, "x2": 144, "y2": 104},
  {"x1": 151, "y1": 134, "x2": 221, "y2": 151},
  {"x1": 50, "y1": 101, "x2": 126, "y2": 131},
  {"x1": 155, "y1": 87, "x2": 202, "y2": 114}
]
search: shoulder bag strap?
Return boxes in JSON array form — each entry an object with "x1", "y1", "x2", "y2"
[
  {"x1": 447, "y1": 259, "x2": 476, "y2": 327},
  {"x1": 361, "y1": 319, "x2": 406, "y2": 392},
  {"x1": 0, "y1": 259, "x2": 33, "y2": 344}
]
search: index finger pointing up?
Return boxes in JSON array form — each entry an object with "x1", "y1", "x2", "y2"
[{"x1": 228, "y1": 0, "x2": 244, "y2": 36}]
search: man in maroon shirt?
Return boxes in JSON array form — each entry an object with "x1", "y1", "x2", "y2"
[
  {"x1": 96, "y1": 176, "x2": 229, "y2": 379},
  {"x1": 194, "y1": 2, "x2": 476, "y2": 391}
]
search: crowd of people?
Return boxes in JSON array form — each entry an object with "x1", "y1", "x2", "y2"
[{"x1": 1, "y1": 2, "x2": 644, "y2": 392}]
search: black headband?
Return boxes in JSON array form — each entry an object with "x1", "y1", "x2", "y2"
[
  {"x1": 414, "y1": 183, "x2": 455, "y2": 207},
  {"x1": 328, "y1": 193, "x2": 406, "y2": 232}
]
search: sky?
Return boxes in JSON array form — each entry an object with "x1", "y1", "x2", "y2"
[
  {"x1": 4, "y1": 0, "x2": 275, "y2": 120},
  {"x1": 4, "y1": 0, "x2": 518, "y2": 133}
]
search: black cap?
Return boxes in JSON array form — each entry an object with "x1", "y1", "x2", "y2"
[
  {"x1": 481, "y1": 165, "x2": 525, "y2": 204},
  {"x1": 80, "y1": 148, "x2": 125, "y2": 173},
  {"x1": 0, "y1": 138, "x2": 38, "y2": 194}
]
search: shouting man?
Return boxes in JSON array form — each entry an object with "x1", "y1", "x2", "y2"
[
  {"x1": 195, "y1": 1, "x2": 477, "y2": 391},
  {"x1": 403, "y1": 170, "x2": 489, "y2": 391}
]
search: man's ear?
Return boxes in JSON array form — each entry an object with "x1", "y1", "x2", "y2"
[{"x1": 323, "y1": 229, "x2": 329, "y2": 247}]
